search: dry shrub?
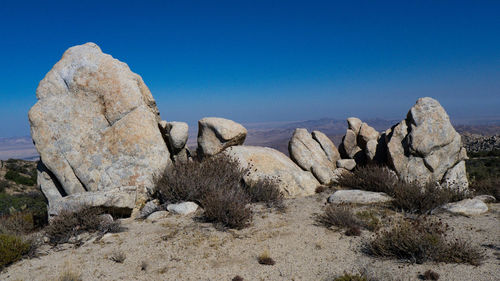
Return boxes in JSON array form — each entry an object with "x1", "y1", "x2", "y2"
[
  {"x1": 245, "y1": 177, "x2": 284, "y2": 209},
  {"x1": 422, "y1": 270, "x2": 440, "y2": 280},
  {"x1": 156, "y1": 154, "x2": 247, "y2": 204},
  {"x1": 390, "y1": 181, "x2": 467, "y2": 214},
  {"x1": 318, "y1": 205, "x2": 362, "y2": 236},
  {"x1": 257, "y1": 250, "x2": 275, "y2": 265},
  {"x1": 470, "y1": 177, "x2": 500, "y2": 201},
  {"x1": 0, "y1": 211, "x2": 36, "y2": 235},
  {"x1": 0, "y1": 233, "x2": 30, "y2": 268},
  {"x1": 45, "y1": 207, "x2": 121, "y2": 245},
  {"x1": 333, "y1": 272, "x2": 368, "y2": 281},
  {"x1": 355, "y1": 210, "x2": 381, "y2": 232},
  {"x1": 201, "y1": 187, "x2": 252, "y2": 230},
  {"x1": 338, "y1": 165, "x2": 468, "y2": 214},
  {"x1": 156, "y1": 154, "x2": 253, "y2": 229},
  {"x1": 366, "y1": 217, "x2": 484, "y2": 265},
  {"x1": 337, "y1": 164, "x2": 398, "y2": 193}
]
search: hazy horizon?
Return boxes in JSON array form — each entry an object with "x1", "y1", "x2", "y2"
[{"x1": 1, "y1": 1, "x2": 499, "y2": 138}]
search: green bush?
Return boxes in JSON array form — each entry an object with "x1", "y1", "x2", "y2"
[
  {"x1": 0, "y1": 180, "x2": 8, "y2": 193},
  {"x1": 0, "y1": 192, "x2": 47, "y2": 229},
  {"x1": 466, "y1": 157, "x2": 500, "y2": 181},
  {"x1": 0, "y1": 233, "x2": 30, "y2": 268},
  {"x1": 4, "y1": 170, "x2": 36, "y2": 186},
  {"x1": 0, "y1": 211, "x2": 36, "y2": 235}
]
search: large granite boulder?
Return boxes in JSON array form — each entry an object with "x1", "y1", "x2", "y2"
[
  {"x1": 339, "y1": 118, "x2": 384, "y2": 164},
  {"x1": 160, "y1": 121, "x2": 190, "y2": 162},
  {"x1": 223, "y1": 146, "x2": 319, "y2": 197},
  {"x1": 197, "y1": 117, "x2": 247, "y2": 157},
  {"x1": 289, "y1": 128, "x2": 339, "y2": 184},
  {"x1": 385, "y1": 97, "x2": 468, "y2": 189},
  {"x1": 29, "y1": 43, "x2": 171, "y2": 217}
]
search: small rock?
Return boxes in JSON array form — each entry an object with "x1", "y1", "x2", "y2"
[
  {"x1": 139, "y1": 200, "x2": 160, "y2": 218},
  {"x1": 328, "y1": 190, "x2": 393, "y2": 204},
  {"x1": 441, "y1": 198, "x2": 489, "y2": 216},
  {"x1": 167, "y1": 202, "x2": 199, "y2": 215},
  {"x1": 473, "y1": 195, "x2": 496, "y2": 203},
  {"x1": 146, "y1": 211, "x2": 169, "y2": 221},
  {"x1": 336, "y1": 159, "x2": 356, "y2": 171}
]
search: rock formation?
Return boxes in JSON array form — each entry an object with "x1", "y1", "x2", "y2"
[
  {"x1": 288, "y1": 128, "x2": 340, "y2": 184},
  {"x1": 385, "y1": 97, "x2": 468, "y2": 189},
  {"x1": 223, "y1": 146, "x2": 319, "y2": 197},
  {"x1": 160, "y1": 121, "x2": 190, "y2": 162},
  {"x1": 339, "y1": 117, "x2": 384, "y2": 164},
  {"x1": 29, "y1": 43, "x2": 171, "y2": 217},
  {"x1": 197, "y1": 117, "x2": 247, "y2": 157}
]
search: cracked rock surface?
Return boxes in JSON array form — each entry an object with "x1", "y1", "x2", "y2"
[{"x1": 29, "y1": 43, "x2": 171, "y2": 215}]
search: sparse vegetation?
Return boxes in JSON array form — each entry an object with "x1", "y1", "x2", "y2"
[
  {"x1": 355, "y1": 210, "x2": 381, "y2": 232},
  {"x1": 365, "y1": 217, "x2": 484, "y2": 265},
  {"x1": 422, "y1": 269, "x2": 440, "y2": 280},
  {"x1": 333, "y1": 272, "x2": 368, "y2": 281},
  {"x1": 0, "y1": 233, "x2": 31, "y2": 268},
  {"x1": 0, "y1": 192, "x2": 47, "y2": 231},
  {"x1": 58, "y1": 269, "x2": 82, "y2": 281},
  {"x1": 317, "y1": 204, "x2": 362, "y2": 236},
  {"x1": 466, "y1": 156, "x2": 500, "y2": 181},
  {"x1": 155, "y1": 154, "x2": 253, "y2": 229},
  {"x1": 245, "y1": 177, "x2": 284, "y2": 209},
  {"x1": 45, "y1": 206, "x2": 122, "y2": 245},
  {"x1": 338, "y1": 165, "x2": 468, "y2": 214},
  {"x1": 470, "y1": 177, "x2": 500, "y2": 201},
  {"x1": 109, "y1": 250, "x2": 126, "y2": 263},
  {"x1": 257, "y1": 250, "x2": 275, "y2": 265}
]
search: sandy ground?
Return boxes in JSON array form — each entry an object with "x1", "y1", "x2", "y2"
[{"x1": 2, "y1": 193, "x2": 499, "y2": 281}]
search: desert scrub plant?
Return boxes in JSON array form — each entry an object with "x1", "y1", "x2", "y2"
[
  {"x1": 337, "y1": 164, "x2": 468, "y2": 214},
  {"x1": 317, "y1": 205, "x2": 362, "y2": 236},
  {"x1": 156, "y1": 153, "x2": 253, "y2": 229},
  {"x1": 0, "y1": 233, "x2": 31, "y2": 268},
  {"x1": 0, "y1": 211, "x2": 36, "y2": 235},
  {"x1": 337, "y1": 164, "x2": 399, "y2": 193},
  {"x1": 201, "y1": 186, "x2": 252, "y2": 229},
  {"x1": 333, "y1": 272, "x2": 368, "y2": 281},
  {"x1": 58, "y1": 270, "x2": 82, "y2": 281},
  {"x1": 355, "y1": 210, "x2": 380, "y2": 232},
  {"x1": 45, "y1": 206, "x2": 121, "y2": 245},
  {"x1": 470, "y1": 177, "x2": 500, "y2": 201},
  {"x1": 155, "y1": 153, "x2": 248, "y2": 204},
  {"x1": 365, "y1": 217, "x2": 484, "y2": 265},
  {"x1": 422, "y1": 270, "x2": 440, "y2": 280},
  {"x1": 244, "y1": 177, "x2": 284, "y2": 209},
  {"x1": 0, "y1": 192, "x2": 48, "y2": 229},
  {"x1": 390, "y1": 181, "x2": 468, "y2": 214}
]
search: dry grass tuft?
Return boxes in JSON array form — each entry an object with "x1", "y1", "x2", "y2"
[
  {"x1": 257, "y1": 250, "x2": 275, "y2": 265},
  {"x1": 109, "y1": 250, "x2": 126, "y2": 263},
  {"x1": 317, "y1": 205, "x2": 362, "y2": 236}
]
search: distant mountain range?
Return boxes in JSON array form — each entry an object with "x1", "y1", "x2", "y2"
[
  {"x1": 2, "y1": 118, "x2": 499, "y2": 160},
  {"x1": 0, "y1": 136, "x2": 38, "y2": 161}
]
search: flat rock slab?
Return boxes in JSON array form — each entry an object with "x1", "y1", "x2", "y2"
[
  {"x1": 328, "y1": 190, "x2": 393, "y2": 204},
  {"x1": 167, "y1": 202, "x2": 199, "y2": 215},
  {"x1": 146, "y1": 211, "x2": 169, "y2": 221},
  {"x1": 441, "y1": 198, "x2": 489, "y2": 216}
]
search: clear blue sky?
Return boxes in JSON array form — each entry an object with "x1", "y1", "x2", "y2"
[{"x1": 0, "y1": 0, "x2": 499, "y2": 137}]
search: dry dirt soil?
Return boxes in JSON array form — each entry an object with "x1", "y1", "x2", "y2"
[{"x1": 1, "y1": 193, "x2": 499, "y2": 281}]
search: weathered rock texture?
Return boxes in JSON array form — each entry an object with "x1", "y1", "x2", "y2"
[
  {"x1": 224, "y1": 146, "x2": 319, "y2": 197},
  {"x1": 29, "y1": 43, "x2": 170, "y2": 216},
  {"x1": 160, "y1": 121, "x2": 190, "y2": 162},
  {"x1": 197, "y1": 117, "x2": 247, "y2": 157},
  {"x1": 327, "y1": 190, "x2": 393, "y2": 205},
  {"x1": 385, "y1": 97, "x2": 468, "y2": 189},
  {"x1": 339, "y1": 118, "x2": 384, "y2": 164},
  {"x1": 289, "y1": 129, "x2": 340, "y2": 184}
]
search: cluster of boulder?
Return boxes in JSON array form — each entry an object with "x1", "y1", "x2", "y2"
[{"x1": 29, "y1": 43, "x2": 472, "y2": 218}]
